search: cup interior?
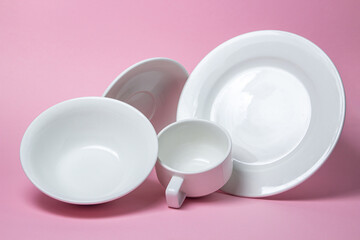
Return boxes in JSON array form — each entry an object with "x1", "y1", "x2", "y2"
[
  {"x1": 20, "y1": 97, "x2": 158, "y2": 204},
  {"x1": 158, "y1": 120, "x2": 231, "y2": 173}
]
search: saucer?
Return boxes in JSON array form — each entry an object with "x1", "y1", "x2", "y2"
[
  {"x1": 103, "y1": 58, "x2": 188, "y2": 132},
  {"x1": 177, "y1": 31, "x2": 345, "y2": 197}
]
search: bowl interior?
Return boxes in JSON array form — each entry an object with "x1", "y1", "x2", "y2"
[{"x1": 21, "y1": 98, "x2": 158, "y2": 204}]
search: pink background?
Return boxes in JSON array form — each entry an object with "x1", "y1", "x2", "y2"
[{"x1": 1, "y1": 0, "x2": 359, "y2": 239}]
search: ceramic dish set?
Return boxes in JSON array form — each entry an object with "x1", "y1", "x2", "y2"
[{"x1": 20, "y1": 30, "x2": 345, "y2": 208}]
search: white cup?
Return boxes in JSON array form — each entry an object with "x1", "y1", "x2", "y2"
[
  {"x1": 155, "y1": 119, "x2": 232, "y2": 208},
  {"x1": 20, "y1": 97, "x2": 158, "y2": 204}
]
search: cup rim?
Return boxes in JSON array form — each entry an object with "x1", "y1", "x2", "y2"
[{"x1": 157, "y1": 119, "x2": 232, "y2": 175}]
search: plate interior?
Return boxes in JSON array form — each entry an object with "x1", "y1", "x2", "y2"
[{"x1": 199, "y1": 58, "x2": 312, "y2": 165}]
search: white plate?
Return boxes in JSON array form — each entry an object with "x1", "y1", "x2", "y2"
[
  {"x1": 103, "y1": 58, "x2": 188, "y2": 133},
  {"x1": 177, "y1": 30, "x2": 345, "y2": 197}
]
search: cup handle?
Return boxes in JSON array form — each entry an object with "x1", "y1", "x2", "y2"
[{"x1": 166, "y1": 176, "x2": 186, "y2": 208}]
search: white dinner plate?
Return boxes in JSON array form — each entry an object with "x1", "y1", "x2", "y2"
[
  {"x1": 177, "y1": 30, "x2": 345, "y2": 197},
  {"x1": 103, "y1": 58, "x2": 188, "y2": 133}
]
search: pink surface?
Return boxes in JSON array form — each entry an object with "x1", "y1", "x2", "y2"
[{"x1": 1, "y1": 0, "x2": 359, "y2": 239}]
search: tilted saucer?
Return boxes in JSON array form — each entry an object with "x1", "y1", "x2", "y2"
[{"x1": 104, "y1": 58, "x2": 188, "y2": 132}]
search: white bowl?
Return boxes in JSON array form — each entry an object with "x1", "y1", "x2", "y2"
[
  {"x1": 177, "y1": 30, "x2": 346, "y2": 197},
  {"x1": 20, "y1": 97, "x2": 158, "y2": 204}
]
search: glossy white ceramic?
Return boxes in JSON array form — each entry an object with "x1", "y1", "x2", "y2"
[
  {"x1": 20, "y1": 97, "x2": 158, "y2": 204},
  {"x1": 103, "y1": 58, "x2": 188, "y2": 133},
  {"x1": 155, "y1": 119, "x2": 232, "y2": 208},
  {"x1": 177, "y1": 30, "x2": 346, "y2": 197}
]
